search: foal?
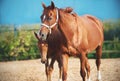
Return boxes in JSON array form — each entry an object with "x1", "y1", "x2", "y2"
[{"x1": 34, "y1": 27, "x2": 65, "y2": 81}]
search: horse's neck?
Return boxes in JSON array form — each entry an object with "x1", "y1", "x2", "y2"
[
  {"x1": 48, "y1": 28, "x2": 59, "y2": 39},
  {"x1": 47, "y1": 26, "x2": 68, "y2": 51},
  {"x1": 48, "y1": 28, "x2": 61, "y2": 44},
  {"x1": 58, "y1": 10, "x2": 80, "y2": 45}
]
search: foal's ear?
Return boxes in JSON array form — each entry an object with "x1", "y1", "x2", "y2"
[
  {"x1": 42, "y1": 2, "x2": 46, "y2": 9},
  {"x1": 34, "y1": 32, "x2": 40, "y2": 40},
  {"x1": 51, "y1": 1, "x2": 55, "y2": 9}
]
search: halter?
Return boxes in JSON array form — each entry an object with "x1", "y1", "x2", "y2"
[{"x1": 41, "y1": 9, "x2": 59, "y2": 34}]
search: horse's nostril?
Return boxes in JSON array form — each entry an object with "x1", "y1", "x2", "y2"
[{"x1": 41, "y1": 34, "x2": 44, "y2": 37}]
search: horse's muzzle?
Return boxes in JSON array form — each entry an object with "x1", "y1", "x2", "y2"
[{"x1": 41, "y1": 33, "x2": 48, "y2": 41}]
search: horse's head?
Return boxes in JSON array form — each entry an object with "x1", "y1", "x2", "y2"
[
  {"x1": 40, "y1": 1, "x2": 74, "y2": 41},
  {"x1": 34, "y1": 32, "x2": 48, "y2": 64},
  {"x1": 40, "y1": 1, "x2": 58, "y2": 41}
]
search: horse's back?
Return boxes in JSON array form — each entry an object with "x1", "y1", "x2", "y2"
[{"x1": 84, "y1": 15, "x2": 103, "y2": 32}]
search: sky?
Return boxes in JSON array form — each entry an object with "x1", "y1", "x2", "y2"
[{"x1": 0, "y1": 0, "x2": 120, "y2": 24}]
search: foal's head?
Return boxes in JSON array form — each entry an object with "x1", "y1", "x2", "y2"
[
  {"x1": 34, "y1": 32, "x2": 48, "y2": 64},
  {"x1": 40, "y1": 1, "x2": 58, "y2": 41}
]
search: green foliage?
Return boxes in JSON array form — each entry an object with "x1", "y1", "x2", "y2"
[
  {"x1": 0, "y1": 25, "x2": 40, "y2": 61},
  {"x1": 9, "y1": 30, "x2": 39, "y2": 60},
  {"x1": 103, "y1": 20, "x2": 120, "y2": 40}
]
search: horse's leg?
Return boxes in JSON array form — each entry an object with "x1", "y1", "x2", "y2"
[
  {"x1": 62, "y1": 54, "x2": 69, "y2": 81},
  {"x1": 57, "y1": 57, "x2": 63, "y2": 81},
  {"x1": 85, "y1": 54, "x2": 91, "y2": 81},
  {"x1": 96, "y1": 46, "x2": 102, "y2": 81},
  {"x1": 45, "y1": 59, "x2": 49, "y2": 81},
  {"x1": 45, "y1": 58, "x2": 55, "y2": 81},
  {"x1": 80, "y1": 53, "x2": 86, "y2": 81}
]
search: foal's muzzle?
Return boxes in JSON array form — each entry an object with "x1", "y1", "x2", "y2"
[{"x1": 41, "y1": 59, "x2": 47, "y2": 64}]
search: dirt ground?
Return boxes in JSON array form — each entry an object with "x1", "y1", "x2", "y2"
[{"x1": 0, "y1": 58, "x2": 120, "y2": 81}]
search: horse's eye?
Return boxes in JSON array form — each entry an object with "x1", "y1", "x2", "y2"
[{"x1": 47, "y1": 17, "x2": 52, "y2": 21}]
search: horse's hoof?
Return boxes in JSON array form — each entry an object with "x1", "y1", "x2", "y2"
[
  {"x1": 58, "y1": 79, "x2": 62, "y2": 81},
  {"x1": 96, "y1": 78, "x2": 102, "y2": 81},
  {"x1": 98, "y1": 79, "x2": 102, "y2": 81},
  {"x1": 87, "y1": 78, "x2": 91, "y2": 81},
  {"x1": 97, "y1": 71, "x2": 102, "y2": 81}
]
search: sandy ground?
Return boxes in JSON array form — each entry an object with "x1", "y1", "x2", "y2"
[{"x1": 0, "y1": 58, "x2": 120, "y2": 81}]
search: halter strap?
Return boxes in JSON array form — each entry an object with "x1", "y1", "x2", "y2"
[{"x1": 41, "y1": 9, "x2": 59, "y2": 34}]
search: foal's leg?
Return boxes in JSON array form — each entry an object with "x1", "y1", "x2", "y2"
[
  {"x1": 62, "y1": 54, "x2": 69, "y2": 81},
  {"x1": 85, "y1": 55, "x2": 91, "y2": 81},
  {"x1": 96, "y1": 46, "x2": 102, "y2": 81},
  {"x1": 80, "y1": 53, "x2": 86, "y2": 81},
  {"x1": 57, "y1": 57, "x2": 63, "y2": 81},
  {"x1": 45, "y1": 58, "x2": 56, "y2": 81},
  {"x1": 45, "y1": 59, "x2": 49, "y2": 81}
]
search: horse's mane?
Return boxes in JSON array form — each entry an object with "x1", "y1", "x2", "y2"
[
  {"x1": 60, "y1": 7, "x2": 73, "y2": 13},
  {"x1": 47, "y1": 5, "x2": 73, "y2": 13},
  {"x1": 59, "y1": 7, "x2": 78, "y2": 17}
]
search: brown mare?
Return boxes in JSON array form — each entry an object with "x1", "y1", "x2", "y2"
[{"x1": 34, "y1": 1, "x2": 104, "y2": 81}]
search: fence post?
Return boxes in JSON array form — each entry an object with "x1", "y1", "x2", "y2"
[
  {"x1": 14, "y1": 24, "x2": 17, "y2": 37},
  {"x1": 14, "y1": 24, "x2": 21, "y2": 37}
]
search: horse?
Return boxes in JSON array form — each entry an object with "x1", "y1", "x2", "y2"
[{"x1": 36, "y1": 1, "x2": 104, "y2": 81}]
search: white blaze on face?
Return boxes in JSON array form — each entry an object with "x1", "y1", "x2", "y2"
[{"x1": 43, "y1": 15, "x2": 46, "y2": 21}]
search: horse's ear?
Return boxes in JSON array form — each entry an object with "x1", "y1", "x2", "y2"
[
  {"x1": 34, "y1": 32, "x2": 40, "y2": 40},
  {"x1": 42, "y1": 2, "x2": 46, "y2": 9},
  {"x1": 51, "y1": 1, "x2": 55, "y2": 9}
]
